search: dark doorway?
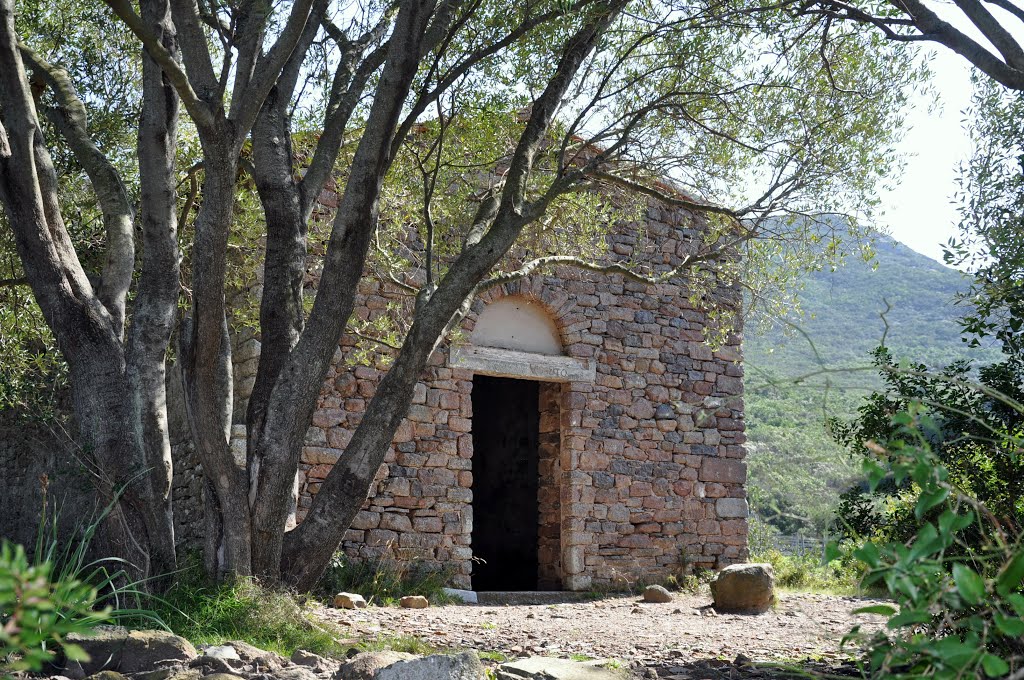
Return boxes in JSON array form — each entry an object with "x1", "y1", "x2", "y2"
[{"x1": 471, "y1": 375, "x2": 540, "y2": 591}]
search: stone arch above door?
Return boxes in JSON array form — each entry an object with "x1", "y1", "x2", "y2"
[
  {"x1": 449, "y1": 293, "x2": 596, "y2": 383},
  {"x1": 471, "y1": 297, "x2": 562, "y2": 355}
]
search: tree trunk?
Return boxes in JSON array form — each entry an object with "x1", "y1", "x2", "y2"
[{"x1": 179, "y1": 144, "x2": 253, "y2": 578}]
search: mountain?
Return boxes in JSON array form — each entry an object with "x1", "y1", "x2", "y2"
[{"x1": 742, "y1": 237, "x2": 1002, "y2": 537}]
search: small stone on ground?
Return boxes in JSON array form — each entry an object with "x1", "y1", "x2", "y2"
[
  {"x1": 400, "y1": 595, "x2": 430, "y2": 609},
  {"x1": 642, "y1": 585, "x2": 673, "y2": 603},
  {"x1": 334, "y1": 592, "x2": 368, "y2": 609}
]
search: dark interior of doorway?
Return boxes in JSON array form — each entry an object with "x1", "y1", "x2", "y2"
[{"x1": 471, "y1": 375, "x2": 539, "y2": 591}]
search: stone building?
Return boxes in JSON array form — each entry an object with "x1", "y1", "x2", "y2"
[{"x1": 170, "y1": 195, "x2": 748, "y2": 592}]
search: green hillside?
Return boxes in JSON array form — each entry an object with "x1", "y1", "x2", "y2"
[{"x1": 743, "y1": 237, "x2": 1001, "y2": 536}]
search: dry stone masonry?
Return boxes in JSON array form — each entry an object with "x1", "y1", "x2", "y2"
[{"x1": 173, "y1": 196, "x2": 748, "y2": 591}]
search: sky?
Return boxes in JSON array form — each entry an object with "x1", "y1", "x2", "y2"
[{"x1": 879, "y1": 48, "x2": 977, "y2": 265}]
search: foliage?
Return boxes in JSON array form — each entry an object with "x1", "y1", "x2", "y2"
[
  {"x1": 0, "y1": 541, "x2": 108, "y2": 673},
  {"x1": 830, "y1": 348, "x2": 1024, "y2": 545},
  {"x1": 834, "y1": 405, "x2": 1024, "y2": 678},
  {"x1": 947, "y1": 79, "x2": 1024, "y2": 361},
  {"x1": 316, "y1": 553, "x2": 456, "y2": 607},
  {"x1": 145, "y1": 570, "x2": 348, "y2": 658},
  {"x1": 748, "y1": 536, "x2": 868, "y2": 595}
]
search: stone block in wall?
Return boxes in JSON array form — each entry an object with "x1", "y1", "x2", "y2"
[{"x1": 716, "y1": 497, "x2": 749, "y2": 518}]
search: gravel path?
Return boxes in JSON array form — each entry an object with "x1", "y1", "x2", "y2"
[{"x1": 317, "y1": 591, "x2": 889, "y2": 672}]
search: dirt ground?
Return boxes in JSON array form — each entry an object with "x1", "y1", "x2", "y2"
[{"x1": 317, "y1": 590, "x2": 890, "y2": 677}]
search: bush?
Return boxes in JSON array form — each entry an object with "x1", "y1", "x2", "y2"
[
  {"x1": 834, "y1": 406, "x2": 1024, "y2": 678},
  {"x1": 0, "y1": 541, "x2": 109, "y2": 673},
  {"x1": 316, "y1": 553, "x2": 456, "y2": 606}
]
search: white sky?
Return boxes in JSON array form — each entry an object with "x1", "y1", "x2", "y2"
[{"x1": 879, "y1": 47, "x2": 982, "y2": 265}]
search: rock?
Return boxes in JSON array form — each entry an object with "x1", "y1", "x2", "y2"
[
  {"x1": 225, "y1": 640, "x2": 282, "y2": 667},
  {"x1": 202, "y1": 645, "x2": 241, "y2": 662},
  {"x1": 68, "y1": 628, "x2": 197, "y2": 674},
  {"x1": 442, "y1": 588, "x2": 478, "y2": 604},
  {"x1": 200, "y1": 674, "x2": 245, "y2": 680},
  {"x1": 85, "y1": 672, "x2": 128, "y2": 680},
  {"x1": 497, "y1": 657, "x2": 627, "y2": 680},
  {"x1": 334, "y1": 592, "x2": 368, "y2": 609},
  {"x1": 375, "y1": 652, "x2": 485, "y2": 680},
  {"x1": 270, "y1": 667, "x2": 320, "y2": 680},
  {"x1": 399, "y1": 595, "x2": 429, "y2": 609},
  {"x1": 641, "y1": 585, "x2": 673, "y2": 603},
  {"x1": 710, "y1": 563, "x2": 776, "y2": 613},
  {"x1": 290, "y1": 649, "x2": 329, "y2": 668},
  {"x1": 335, "y1": 651, "x2": 415, "y2": 680}
]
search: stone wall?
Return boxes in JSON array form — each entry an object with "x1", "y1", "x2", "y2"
[
  {"x1": 166, "y1": 196, "x2": 748, "y2": 590},
  {"x1": 286, "y1": 200, "x2": 748, "y2": 590}
]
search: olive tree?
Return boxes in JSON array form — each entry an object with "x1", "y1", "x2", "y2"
[{"x1": 0, "y1": 0, "x2": 917, "y2": 589}]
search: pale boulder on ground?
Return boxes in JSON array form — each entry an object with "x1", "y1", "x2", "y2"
[
  {"x1": 399, "y1": 595, "x2": 429, "y2": 609},
  {"x1": 710, "y1": 563, "x2": 775, "y2": 613},
  {"x1": 641, "y1": 585, "x2": 673, "y2": 603},
  {"x1": 374, "y1": 651, "x2": 484, "y2": 680},
  {"x1": 333, "y1": 592, "x2": 367, "y2": 609}
]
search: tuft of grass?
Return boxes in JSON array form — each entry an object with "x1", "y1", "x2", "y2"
[
  {"x1": 357, "y1": 634, "x2": 442, "y2": 656},
  {"x1": 143, "y1": 568, "x2": 351, "y2": 658},
  {"x1": 316, "y1": 552, "x2": 456, "y2": 606},
  {"x1": 570, "y1": 653, "x2": 596, "y2": 662},
  {"x1": 478, "y1": 650, "x2": 509, "y2": 663}
]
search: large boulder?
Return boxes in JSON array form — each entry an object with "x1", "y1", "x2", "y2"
[
  {"x1": 710, "y1": 563, "x2": 775, "y2": 613},
  {"x1": 374, "y1": 652, "x2": 485, "y2": 680},
  {"x1": 335, "y1": 651, "x2": 416, "y2": 680},
  {"x1": 67, "y1": 628, "x2": 197, "y2": 674}
]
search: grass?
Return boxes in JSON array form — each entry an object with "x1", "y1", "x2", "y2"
[
  {"x1": 316, "y1": 552, "x2": 457, "y2": 606},
  {"x1": 749, "y1": 548, "x2": 872, "y2": 596},
  {"x1": 143, "y1": 569, "x2": 354, "y2": 658}
]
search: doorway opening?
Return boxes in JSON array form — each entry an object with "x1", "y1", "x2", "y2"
[{"x1": 471, "y1": 375, "x2": 540, "y2": 591}]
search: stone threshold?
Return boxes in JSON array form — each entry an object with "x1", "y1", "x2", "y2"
[{"x1": 475, "y1": 591, "x2": 596, "y2": 606}]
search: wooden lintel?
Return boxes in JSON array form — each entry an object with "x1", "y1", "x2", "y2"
[{"x1": 449, "y1": 346, "x2": 596, "y2": 383}]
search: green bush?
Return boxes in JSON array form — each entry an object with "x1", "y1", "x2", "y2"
[
  {"x1": 316, "y1": 553, "x2": 456, "y2": 606},
  {"x1": 834, "y1": 406, "x2": 1024, "y2": 678},
  {"x1": 0, "y1": 541, "x2": 109, "y2": 673}
]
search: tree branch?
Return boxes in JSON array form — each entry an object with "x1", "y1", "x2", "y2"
[
  {"x1": 102, "y1": 0, "x2": 216, "y2": 128},
  {"x1": 19, "y1": 43, "x2": 135, "y2": 338}
]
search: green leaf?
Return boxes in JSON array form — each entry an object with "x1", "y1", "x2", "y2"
[
  {"x1": 61, "y1": 643, "x2": 91, "y2": 662},
  {"x1": 915, "y1": 487, "x2": 949, "y2": 519},
  {"x1": 886, "y1": 610, "x2": 933, "y2": 628},
  {"x1": 854, "y1": 542, "x2": 881, "y2": 568},
  {"x1": 981, "y1": 654, "x2": 1009, "y2": 678},
  {"x1": 994, "y1": 612, "x2": 1024, "y2": 637},
  {"x1": 1007, "y1": 593, "x2": 1024, "y2": 618},
  {"x1": 953, "y1": 563, "x2": 987, "y2": 605},
  {"x1": 824, "y1": 541, "x2": 841, "y2": 564},
  {"x1": 852, "y1": 604, "x2": 897, "y2": 616},
  {"x1": 995, "y1": 552, "x2": 1024, "y2": 597}
]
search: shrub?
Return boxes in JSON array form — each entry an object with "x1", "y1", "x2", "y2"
[
  {"x1": 316, "y1": 552, "x2": 456, "y2": 606},
  {"x1": 834, "y1": 406, "x2": 1024, "y2": 678},
  {"x1": 0, "y1": 541, "x2": 109, "y2": 673},
  {"x1": 750, "y1": 545, "x2": 868, "y2": 595}
]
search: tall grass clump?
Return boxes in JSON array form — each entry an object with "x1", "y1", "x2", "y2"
[{"x1": 316, "y1": 552, "x2": 456, "y2": 606}]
